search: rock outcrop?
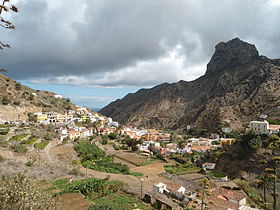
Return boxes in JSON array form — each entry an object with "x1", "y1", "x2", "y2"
[{"x1": 100, "y1": 38, "x2": 280, "y2": 131}]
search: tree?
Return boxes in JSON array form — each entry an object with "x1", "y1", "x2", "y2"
[
  {"x1": 0, "y1": 0, "x2": 19, "y2": 72},
  {"x1": 108, "y1": 133, "x2": 117, "y2": 140},
  {"x1": 0, "y1": 173, "x2": 59, "y2": 209},
  {"x1": 255, "y1": 173, "x2": 272, "y2": 208}
]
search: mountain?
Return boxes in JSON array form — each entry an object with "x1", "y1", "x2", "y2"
[
  {"x1": 0, "y1": 74, "x2": 78, "y2": 122},
  {"x1": 100, "y1": 38, "x2": 280, "y2": 131}
]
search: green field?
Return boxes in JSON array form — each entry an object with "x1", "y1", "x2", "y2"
[
  {"x1": 52, "y1": 178, "x2": 152, "y2": 210},
  {"x1": 9, "y1": 134, "x2": 29, "y2": 141},
  {"x1": 0, "y1": 124, "x2": 15, "y2": 128},
  {"x1": 208, "y1": 171, "x2": 227, "y2": 178},
  {"x1": 34, "y1": 140, "x2": 50, "y2": 150},
  {"x1": 21, "y1": 137, "x2": 40, "y2": 145}
]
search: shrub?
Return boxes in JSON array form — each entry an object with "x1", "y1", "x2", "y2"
[
  {"x1": 15, "y1": 83, "x2": 22, "y2": 91},
  {"x1": 11, "y1": 144, "x2": 28, "y2": 154},
  {"x1": 0, "y1": 128, "x2": 9, "y2": 135},
  {"x1": 13, "y1": 101, "x2": 20, "y2": 106},
  {"x1": 2, "y1": 96, "x2": 10, "y2": 105},
  {"x1": 101, "y1": 138, "x2": 108, "y2": 145},
  {"x1": 108, "y1": 133, "x2": 117, "y2": 140},
  {"x1": 0, "y1": 173, "x2": 59, "y2": 210},
  {"x1": 25, "y1": 161, "x2": 33, "y2": 167},
  {"x1": 28, "y1": 94, "x2": 34, "y2": 100}
]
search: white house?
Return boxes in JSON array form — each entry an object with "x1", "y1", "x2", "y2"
[
  {"x1": 202, "y1": 162, "x2": 216, "y2": 170},
  {"x1": 153, "y1": 182, "x2": 167, "y2": 194},
  {"x1": 110, "y1": 121, "x2": 119, "y2": 128},
  {"x1": 268, "y1": 124, "x2": 280, "y2": 134},
  {"x1": 248, "y1": 120, "x2": 269, "y2": 134},
  {"x1": 81, "y1": 129, "x2": 91, "y2": 138},
  {"x1": 54, "y1": 94, "x2": 63, "y2": 99},
  {"x1": 138, "y1": 141, "x2": 160, "y2": 151}
]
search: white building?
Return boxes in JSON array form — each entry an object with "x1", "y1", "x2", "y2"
[
  {"x1": 268, "y1": 124, "x2": 280, "y2": 134},
  {"x1": 202, "y1": 162, "x2": 216, "y2": 170},
  {"x1": 153, "y1": 182, "x2": 167, "y2": 194},
  {"x1": 54, "y1": 95, "x2": 63, "y2": 99},
  {"x1": 138, "y1": 141, "x2": 160, "y2": 151},
  {"x1": 248, "y1": 120, "x2": 269, "y2": 135}
]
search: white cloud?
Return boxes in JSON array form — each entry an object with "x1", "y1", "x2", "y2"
[
  {"x1": 29, "y1": 45, "x2": 207, "y2": 88},
  {"x1": 63, "y1": 94, "x2": 115, "y2": 108}
]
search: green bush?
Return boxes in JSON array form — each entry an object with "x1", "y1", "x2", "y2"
[
  {"x1": 108, "y1": 133, "x2": 117, "y2": 140},
  {"x1": 25, "y1": 161, "x2": 33, "y2": 167},
  {"x1": 101, "y1": 138, "x2": 108, "y2": 145},
  {"x1": 0, "y1": 129, "x2": 9, "y2": 135},
  {"x1": 15, "y1": 83, "x2": 22, "y2": 91},
  {"x1": 11, "y1": 144, "x2": 28, "y2": 154},
  {"x1": 2, "y1": 96, "x2": 10, "y2": 105}
]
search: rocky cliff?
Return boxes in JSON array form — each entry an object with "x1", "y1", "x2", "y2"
[{"x1": 100, "y1": 38, "x2": 280, "y2": 131}]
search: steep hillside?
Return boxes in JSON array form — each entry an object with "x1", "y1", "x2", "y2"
[
  {"x1": 100, "y1": 38, "x2": 280, "y2": 131},
  {"x1": 0, "y1": 74, "x2": 77, "y2": 122}
]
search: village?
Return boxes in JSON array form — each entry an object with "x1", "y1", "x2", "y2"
[{"x1": 1, "y1": 105, "x2": 279, "y2": 210}]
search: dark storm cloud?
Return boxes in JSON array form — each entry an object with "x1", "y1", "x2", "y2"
[{"x1": 1, "y1": 0, "x2": 280, "y2": 83}]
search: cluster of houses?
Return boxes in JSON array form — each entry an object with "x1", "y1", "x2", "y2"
[
  {"x1": 33, "y1": 106, "x2": 105, "y2": 124},
  {"x1": 33, "y1": 105, "x2": 119, "y2": 126},
  {"x1": 152, "y1": 181, "x2": 258, "y2": 210},
  {"x1": 137, "y1": 136, "x2": 236, "y2": 156},
  {"x1": 153, "y1": 182, "x2": 197, "y2": 203}
]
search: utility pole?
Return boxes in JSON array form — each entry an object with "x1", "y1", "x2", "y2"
[{"x1": 140, "y1": 178, "x2": 144, "y2": 199}]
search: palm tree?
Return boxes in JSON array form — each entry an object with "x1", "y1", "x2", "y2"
[{"x1": 267, "y1": 135, "x2": 280, "y2": 210}]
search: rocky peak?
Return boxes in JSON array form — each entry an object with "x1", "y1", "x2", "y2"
[{"x1": 206, "y1": 38, "x2": 259, "y2": 76}]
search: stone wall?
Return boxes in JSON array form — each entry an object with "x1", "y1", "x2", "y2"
[{"x1": 0, "y1": 105, "x2": 42, "y2": 122}]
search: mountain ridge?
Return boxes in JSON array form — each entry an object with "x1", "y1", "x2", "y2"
[{"x1": 100, "y1": 38, "x2": 280, "y2": 131}]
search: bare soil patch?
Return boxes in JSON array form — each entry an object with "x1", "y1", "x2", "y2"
[{"x1": 57, "y1": 193, "x2": 91, "y2": 210}]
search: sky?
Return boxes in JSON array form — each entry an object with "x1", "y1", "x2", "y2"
[{"x1": 1, "y1": 0, "x2": 280, "y2": 108}]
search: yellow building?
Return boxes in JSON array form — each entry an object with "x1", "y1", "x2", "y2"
[
  {"x1": 56, "y1": 114, "x2": 67, "y2": 122},
  {"x1": 35, "y1": 113, "x2": 48, "y2": 123}
]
